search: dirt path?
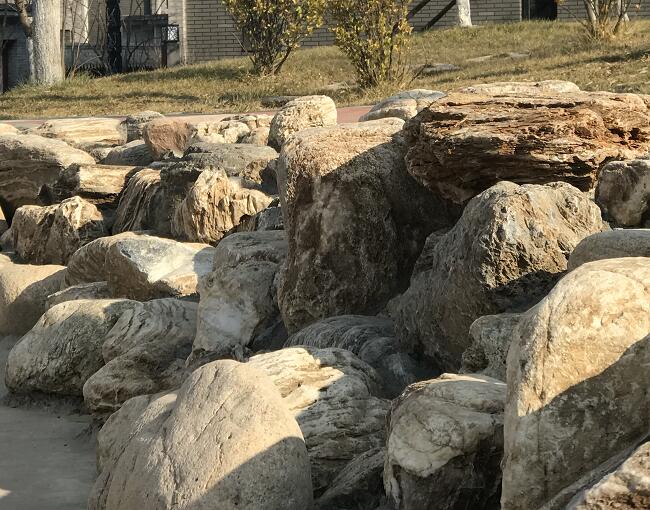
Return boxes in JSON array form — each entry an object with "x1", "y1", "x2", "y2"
[{"x1": 0, "y1": 336, "x2": 96, "y2": 510}]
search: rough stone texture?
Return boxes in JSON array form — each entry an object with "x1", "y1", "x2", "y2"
[
  {"x1": 596, "y1": 159, "x2": 650, "y2": 227},
  {"x1": 171, "y1": 168, "x2": 274, "y2": 243},
  {"x1": 0, "y1": 134, "x2": 95, "y2": 221},
  {"x1": 89, "y1": 360, "x2": 313, "y2": 510},
  {"x1": 389, "y1": 181, "x2": 607, "y2": 372},
  {"x1": 567, "y1": 441, "x2": 650, "y2": 510},
  {"x1": 190, "y1": 115, "x2": 271, "y2": 146},
  {"x1": 385, "y1": 374, "x2": 505, "y2": 510},
  {"x1": 190, "y1": 231, "x2": 287, "y2": 364},
  {"x1": 84, "y1": 299, "x2": 198, "y2": 415},
  {"x1": 105, "y1": 234, "x2": 215, "y2": 301},
  {"x1": 0, "y1": 123, "x2": 19, "y2": 135},
  {"x1": 461, "y1": 313, "x2": 521, "y2": 381},
  {"x1": 248, "y1": 347, "x2": 389, "y2": 493},
  {"x1": 568, "y1": 229, "x2": 650, "y2": 270},
  {"x1": 277, "y1": 119, "x2": 457, "y2": 333},
  {"x1": 46, "y1": 281, "x2": 111, "y2": 310},
  {"x1": 12, "y1": 197, "x2": 109, "y2": 265},
  {"x1": 4, "y1": 299, "x2": 140, "y2": 396},
  {"x1": 39, "y1": 163, "x2": 138, "y2": 209},
  {"x1": 30, "y1": 118, "x2": 126, "y2": 149},
  {"x1": 269, "y1": 95, "x2": 338, "y2": 150},
  {"x1": 316, "y1": 447, "x2": 386, "y2": 510},
  {"x1": 102, "y1": 140, "x2": 154, "y2": 167},
  {"x1": 404, "y1": 91, "x2": 650, "y2": 204},
  {"x1": 236, "y1": 201, "x2": 284, "y2": 232},
  {"x1": 111, "y1": 169, "x2": 168, "y2": 235},
  {"x1": 121, "y1": 111, "x2": 164, "y2": 142},
  {"x1": 0, "y1": 262, "x2": 66, "y2": 335},
  {"x1": 143, "y1": 119, "x2": 195, "y2": 160},
  {"x1": 458, "y1": 79, "x2": 581, "y2": 95},
  {"x1": 286, "y1": 315, "x2": 438, "y2": 398},
  {"x1": 360, "y1": 90, "x2": 446, "y2": 122},
  {"x1": 502, "y1": 257, "x2": 650, "y2": 510}
]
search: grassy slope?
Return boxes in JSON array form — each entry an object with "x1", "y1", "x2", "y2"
[{"x1": 0, "y1": 20, "x2": 649, "y2": 119}]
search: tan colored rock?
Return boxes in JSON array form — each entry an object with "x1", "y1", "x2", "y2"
[
  {"x1": 277, "y1": 119, "x2": 457, "y2": 333},
  {"x1": 111, "y1": 168, "x2": 167, "y2": 234},
  {"x1": 0, "y1": 261, "x2": 66, "y2": 335},
  {"x1": 102, "y1": 140, "x2": 153, "y2": 167},
  {"x1": 171, "y1": 168, "x2": 273, "y2": 243},
  {"x1": 191, "y1": 119, "x2": 250, "y2": 144},
  {"x1": 568, "y1": 229, "x2": 650, "y2": 270},
  {"x1": 360, "y1": 90, "x2": 446, "y2": 122},
  {"x1": 0, "y1": 123, "x2": 20, "y2": 135},
  {"x1": 596, "y1": 159, "x2": 650, "y2": 227},
  {"x1": 30, "y1": 117, "x2": 126, "y2": 149},
  {"x1": 458, "y1": 79, "x2": 581, "y2": 95},
  {"x1": 46, "y1": 281, "x2": 111, "y2": 310},
  {"x1": 142, "y1": 118, "x2": 195, "y2": 160},
  {"x1": 89, "y1": 360, "x2": 313, "y2": 510},
  {"x1": 0, "y1": 134, "x2": 95, "y2": 220},
  {"x1": 502, "y1": 257, "x2": 650, "y2": 510},
  {"x1": 269, "y1": 95, "x2": 338, "y2": 150},
  {"x1": 385, "y1": 374, "x2": 505, "y2": 510},
  {"x1": 404, "y1": 91, "x2": 650, "y2": 203},
  {"x1": 12, "y1": 197, "x2": 109, "y2": 265},
  {"x1": 389, "y1": 181, "x2": 607, "y2": 372}
]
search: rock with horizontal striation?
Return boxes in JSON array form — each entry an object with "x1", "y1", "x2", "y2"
[
  {"x1": 102, "y1": 140, "x2": 154, "y2": 167},
  {"x1": 457, "y1": 79, "x2": 581, "y2": 95},
  {"x1": 111, "y1": 169, "x2": 168, "y2": 235},
  {"x1": 30, "y1": 117, "x2": 126, "y2": 150}
]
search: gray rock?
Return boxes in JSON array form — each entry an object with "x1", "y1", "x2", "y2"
[
  {"x1": 102, "y1": 140, "x2": 154, "y2": 166},
  {"x1": 121, "y1": 111, "x2": 164, "y2": 142},
  {"x1": 568, "y1": 229, "x2": 650, "y2": 270},
  {"x1": 30, "y1": 118, "x2": 126, "y2": 149},
  {"x1": 111, "y1": 169, "x2": 168, "y2": 235},
  {"x1": 360, "y1": 90, "x2": 446, "y2": 122},
  {"x1": 236, "y1": 201, "x2": 284, "y2": 232},
  {"x1": 596, "y1": 159, "x2": 650, "y2": 227},
  {"x1": 46, "y1": 281, "x2": 111, "y2": 310},
  {"x1": 269, "y1": 95, "x2": 337, "y2": 150}
]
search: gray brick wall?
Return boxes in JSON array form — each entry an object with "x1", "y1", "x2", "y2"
[{"x1": 1, "y1": 19, "x2": 30, "y2": 89}]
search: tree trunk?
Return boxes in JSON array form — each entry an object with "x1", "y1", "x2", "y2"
[
  {"x1": 32, "y1": 0, "x2": 64, "y2": 84},
  {"x1": 457, "y1": 0, "x2": 473, "y2": 27}
]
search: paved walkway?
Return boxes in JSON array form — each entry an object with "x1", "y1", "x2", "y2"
[{"x1": 0, "y1": 336, "x2": 96, "y2": 510}]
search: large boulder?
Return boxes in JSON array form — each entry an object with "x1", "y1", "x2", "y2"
[
  {"x1": 389, "y1": 181, "x2": 607, "y2": 372},
  {"x1": 384, "y1": 374, "x2": 505, "y2": 510},
  {"x1": 458, "y1": 79, "x2": 581, "y2": 95},
  {"x1": 46, "y1": 281, "x2": 112, "y2": 310},
  {"x1": 84, "y1": 298, "x2": 198, "y2": 415},
  {"x1": 568, "y1": 229, "x2": 650, "y2": 270},
  {"x1": 5, "y1": 299, "x2": 140, "y2": 396},
  {"x1": 171, "y1": 168, "x2": 274, "y2": 243},
  {"x1": 0, "y1": 134, "x2": 95, "y2": 221},
  {"x1": 502, "y1": 257, "x2": 650, "y2": 509},
  {"x1": 102, "y1": 140, "x2": 154, "y2": 167},
  {"x1": 0, "y1": 262, "x2": 66, "y2": 335},
  {"x1": 143, "y1": 118, "x2": 195, "y2": 160},
  {"x1": 276, "y1": 119, "x2": 457, "y2": 333},
  {"x1": 248, "y1": 347, "x2": 390, "y2": 493},
  {"x1": 120, "y1": 111, "x2": 164, "y2": 142},
  {"x1": 0, "y1": 123, "x2": 19, "y2": 135},
  {"x1": 285, "y1": 315, "x2": 438, "y2": 398},
  {"x1": 190, "y1": 231, "x2": 287, "y2": 364},
  {"x1": 12, "y1": 197, "x2": 109, "y2": 265},
  {"x1": 596, "y1": 159, "x2": 650, "y2": 227},
  {"x1": 111, "y1": 168, "x2": 167, "y2": 234},
  {"x1": 191, "y1": 115, "x2": 271, "y2": 145},
  {"x1": 30, "y1": 118, "x2": 126, "y2": 150},
  {"x1": 89, "y1": 360, "x2": 313, "y2": 510},
  {"x1": 269, "y1": 95, "x2": 338, "y2": 150},
  {"x1": 360, "y1": 90, "x2": 446, "y2": 122},
  {"x1": 404, "y1": 91, "x2": 650, "y2": 204}
]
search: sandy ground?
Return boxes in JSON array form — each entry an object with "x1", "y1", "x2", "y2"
[{"x1": 0, "y1": 336, "x2": 97, "y2": 510}]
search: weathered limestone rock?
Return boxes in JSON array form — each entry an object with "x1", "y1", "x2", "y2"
[
  {"x1": 236, "y1": 200, "x2": 284, "y2": 232},
  {"x1": 0, "y1": 262, "x2": 66, "y2": 335},
  {"x1": 360, "y1": 90, "x2": 446, "y2": 122},
  {"x1": 458, "y1": 79, "x2": 581, "y2": 95},
  {"x1": 404, "y1": 91, "x2": 650, "y2": 203},
  {"x1": 190, "y1": 114, "x2": 271, "y2": 145},
  {"x1": 171, "y1": 168, "x2": 274, "y2": 243},
  {"x1": 461, "y1": 313, "x2": 521, "y2": 381},
  {"x1": 30, "y1": 118, "x2": 126, "y2": 149},
  {"x1": 568, "y1": 229, "x2": 650, "y2": 270},
  {"x1": 105, "y1": 234, "x2": 215, "y2": 300},
  {"x1": 46, "y1": 281, "x2": 111, "y2": 310},
  {"x1": 316, "y1": 447, "x2": 386, "y2": 510},
  {"x1": 502, "y1": 258, "x2": 650, "y2": 510},
  {"x1": 89, "y1": 360, "x2": 313, "y2": 510},
  {"x1": 121, "y1": 111, "x2": 164, "y2": 142},
  {"x1": 269, "y1": 95, "x2": 338, "y2": 150},
  {"x1": 596, "y1": 159, "x2": 650, "y2": 227},
  {"x1": 277, "y1": 119, "x2": 457, "y2": 333},
  {"x1": 0, "y1": 134, "x2": 95, "y2": 221},
  {"x1": 143, "y1": 119, "x2": 195, "y2": 160},
  {"x1": 5, "y1": 299, "x2": 140, "y2": 396},
  {"x1": 102, "y1": 140, "x2": 154, "y2": 167},
  {"x1": 249, "y1": 347, "x2": 389, "y2": 492},
  {"x1": 285, "y1": 315, "x2": 438, "y2": 398},
  {"x1": 39, "y1": 163, "x2": 138, "y2": 208},
  {"x1": 389, "y1": 181, "x2": 607, "y2": 372},
  {"x1": 111, "y1": 168, "x2": 167, "y2": 234},
  {"x1": 12, "y1": 197, "x2": 109, "y2": 265},
  {"x1": 84, "y1": 298, "x2": 198, "y2": 414},
  {"x1": 190, "y1": 231, "x2": 287, "y2": 364},
  {"x1": 384, "y1": 374, "x2": 505, "y2": 510},
  {"x1": 0, "y1": 123, "x2": 20, "y2": 135},
  {"x1": 567, "y1": 441, "x2": 650, "y2": 510}
]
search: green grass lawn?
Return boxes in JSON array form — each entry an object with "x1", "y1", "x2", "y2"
[{"x1": 1, "y1": 20, "x2": 649, "y2": 119}]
